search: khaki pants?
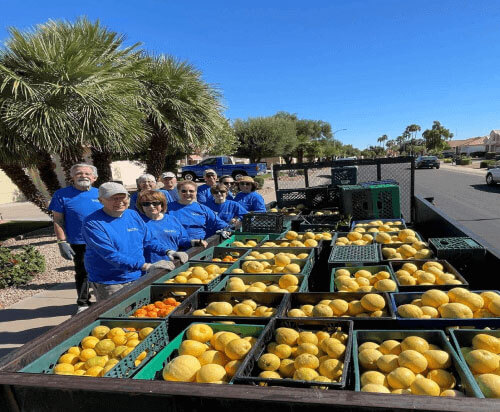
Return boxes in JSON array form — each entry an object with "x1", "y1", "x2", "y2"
[{"x1": 90, "y1": 281, "x2": 134, "y2": 302}]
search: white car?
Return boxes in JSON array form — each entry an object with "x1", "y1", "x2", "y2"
[{"x1": 486, "y1": 166, "x2": 500, "y2": 185}]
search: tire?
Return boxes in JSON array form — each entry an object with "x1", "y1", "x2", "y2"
[
  {"x1": 182, "y1": 172, "x2": 197, "y2": 181},
  {"x1": 232, "y1": 171, "x2": 247, "y2": 181},
  {"x1": 486, "y1": 173, "x2": 496, "y2": 186},
  {"x1": 436, "y1": 165, "x2": 440, "y2": 169}
]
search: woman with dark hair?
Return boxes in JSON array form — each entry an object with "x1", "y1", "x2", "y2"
[
  {"x1": 136, "y1": 190, "x2": 192, "y2": 263},
  {"x1": 205, "y1": 183, "x2": 248, "y2": 228},
  {"x1": 234, "y1": 176, "x2": 266, "y2": 212}
]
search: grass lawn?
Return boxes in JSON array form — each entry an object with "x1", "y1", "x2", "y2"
[{"x1": 0, "y1": 221, "x2": 52, "y2": 241}]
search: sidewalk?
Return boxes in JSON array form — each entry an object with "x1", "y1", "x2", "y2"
[
  {"x1": 0, "y1": 201, "x2": 51, "y2": 221},
  {"x1": 439, "y1": 162, "x2": 487, "y2": 176}
]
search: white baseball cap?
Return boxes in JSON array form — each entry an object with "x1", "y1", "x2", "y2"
[
  {"x1": 161, "y1": 172, "x2": 176, "y2": 178},
  {"x1": 98, "y1": 182, "x2": 128, "y2": 199}
]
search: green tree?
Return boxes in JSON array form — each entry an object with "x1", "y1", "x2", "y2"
[
  {"x1": 377, "y1": 134, "x2": 388, "y2": 150},
  {"x1": 233, "y1": 116, "x2": 297, "y2": 163},
  {"x1": 422, "y1": 121, "x2": 454, "y2": 151}
]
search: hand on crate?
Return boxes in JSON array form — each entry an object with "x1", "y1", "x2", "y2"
[
  {"x1": 147, "y1": 260, "x2": 176, "y2": 276},
  {"x1": 167, "y1": 250, "x2": 189, "y2": 264},
  {"x1": 191, "y1": 239, "x2": 208, "y2": 248}
]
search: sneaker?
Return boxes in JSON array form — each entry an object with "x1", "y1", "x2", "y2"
[{"x1": 76, "y1": 305, "x2": 89, "y2": 314}]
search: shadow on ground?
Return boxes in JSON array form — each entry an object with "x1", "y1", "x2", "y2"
[
  {"x1": 0, "y1": 304, "x2": 75, "y2": 323},
  {"x1": 470, "y1": 184, "x2": 500, "y2": 194}
]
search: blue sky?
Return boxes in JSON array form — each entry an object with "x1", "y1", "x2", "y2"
[{"x1": 1, "y1": 0, "x2": 500, "y2": 149}]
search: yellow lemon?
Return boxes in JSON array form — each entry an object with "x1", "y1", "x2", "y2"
[{"x1": 163, "y1": 355, "x2": 201, "y2": 382}]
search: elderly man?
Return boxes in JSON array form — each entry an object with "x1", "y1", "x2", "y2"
[
  {"x1": 82, "y1": 182, "x2": 174, "y2": 301},
  {"x1": 161, "y1": 171, "x2": 179, "y2": 202},
  {"x1": 197, "y1": 169, "x2": 218, "y2": 204},
  {"x1": 48, "y1": 163, "x2": 102, "y2": 313}
]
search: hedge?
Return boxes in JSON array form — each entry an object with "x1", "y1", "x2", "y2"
[{"x1": 0, "y1": 246, "x2": 46, "y2": 289}]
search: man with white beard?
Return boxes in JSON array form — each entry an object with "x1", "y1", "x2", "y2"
[{"x1": 49, "y1": 163, "x2": 102, "y2": 313}]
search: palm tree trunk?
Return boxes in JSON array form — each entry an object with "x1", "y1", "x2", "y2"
[
  {"x1": 0, "y1": 164, "x2": 51, "y2": 215},
  {"x1": 146, "y1": 132, "x2": 168, "y2": 178},
  {"x1": 60, "y1": 147, "x2": 85, "y2": 184},
  {"x1": 91, "y1": 148, "x2": 113, "y2": 187},
  {"x1": 36, "y1": 152, "x2": 61, "y2": 196}
]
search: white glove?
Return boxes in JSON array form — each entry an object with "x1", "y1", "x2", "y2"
[
  {"x1": 216, "y1": 229, "x2": 232, "y2": 239},
  {"x1": 166, "y1": 250, "x2": 189, "y2": 264},
  {"x1": 146, "y1": 260, "x2": 176, "y2": 276}
]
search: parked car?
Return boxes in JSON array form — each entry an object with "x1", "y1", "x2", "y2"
[
  {"x1": 181, "y1": 156, "x2": 267, "y2": 181},
  {"x1": 486, "y1": 165, "x2": 500, "y2": 185},
  {"x1": 415, "y1": 156, "x2": 440, "y2": 169}
]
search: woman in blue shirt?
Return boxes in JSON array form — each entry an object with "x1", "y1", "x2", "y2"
[
  {"x1": 136, "y1": 190, "x2": 194, "y2": 263},
  {"x1": 205, "y1": 183, "x2": 248, "y2": 228},
  {"x1": 130, "y1": 174, "x2": 172, "y2": 211},
  {"x1": 168, "y1": 180, "x2": 229, "y2": 241},
  {"x1": 234, "y1": 176, "x2": 266, "y2": 212}
]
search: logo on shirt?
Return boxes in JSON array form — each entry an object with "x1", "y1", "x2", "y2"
[
  {"x1": 163, "y1": 229, "x2": 176, "y2": 233},
  {"x1": 127, "y1": 228, "x2": 139, "y2": 232},
  {"x1": 91, "y1": 199, "x2": 100, "y2": 202},
  {"x1": 191, "y1": 212, "x2": 203, "y2": 216}
]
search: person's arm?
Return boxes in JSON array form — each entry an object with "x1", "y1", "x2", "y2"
[
  {"x1": 204, "y1": 206, "x2": 230, "y2": 237},
  {"x1": 52, "y1": 211, "x2": 66, "y2": 241},
  {"x1": 234, "y1": 202, "x2": 249, "y2": 220},
  {"x1": 142, "y1": 220, "x2": 171, "y2": 258},
  {"x1": 197, "y1": 188, "x2": 208, "y2": 204},
  {"x1": 176, "y1": 219, "x2": 193, "y2": 249},
  {"x1": 252, "y1": 193, "x2": 267, "y2": 212}
]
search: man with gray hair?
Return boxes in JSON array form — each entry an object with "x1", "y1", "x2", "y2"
[{"x1": 48, "y1": 163, "x2": 102, "y2": 313}]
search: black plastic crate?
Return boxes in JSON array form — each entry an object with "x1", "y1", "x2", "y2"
[
  {"x1": 389, "y1": 260, "x2": 469, "y2": 292},
  {"x1": 331, "y1": 166, "x2": 357, "y2": 185},
  {"x1": 339, "y1": 185, "x2": 373, "y2": 220},
  {"x1": 276, "y1": 188, "x2": 307, "y2": 208},
  {"x1": 299, "y1": 222, "x2": 338, "y2": 232},
  {"x1": 303, "y1": 209, "x2": 342, "y2": 225},
  {"x1": 233, "y1": 318, "x2": 353, "y2": 389},
  {"x1": 328, "y1": 244, "x2": 380, "y2": 267},
  {"x1": 429, "y1": 237, "x2": 486, "y2": 261},
  {"x1": 305, "y1": 186, "x2": 330, "y2": 208},
  {"x1": 242, "y1": 213, "x2": 285, "y2": 234}
]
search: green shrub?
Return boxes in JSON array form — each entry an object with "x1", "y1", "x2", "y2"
[
  {"x1": 480, "y1": 160, "x2": 496, "y2": 168},
  {"x1": 457, "y1": 157, "x2": 472, "y2": 165},
  {"x1": 0, "y1": 246, "x2": 46, "y2": 289},
  {"x1": 443, "y1": 158, "x2": 452, "y2": 163},
  {"x1": 254, "y1": 176, "x2": 264, "y2": 188}
]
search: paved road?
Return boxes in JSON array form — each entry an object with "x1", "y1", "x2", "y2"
[{"x1": 415, "y1": 166, "x2": 500, "y2": 247}]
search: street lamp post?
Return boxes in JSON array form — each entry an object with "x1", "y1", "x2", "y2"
[{"x1": 332, "y1": 129, "x2": 347, "y2": 158}]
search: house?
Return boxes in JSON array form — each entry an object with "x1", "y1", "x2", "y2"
[
  {"x1": 446, "y1": 136, "x2": 488, "y2": 156},
  {"x1": 485, "y1": 130, "x2": 500, "y2": 153}
]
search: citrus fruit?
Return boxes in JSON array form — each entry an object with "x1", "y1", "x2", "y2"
[{"x1": 162, "y1": 355, "x2": 201, "y2": 382}]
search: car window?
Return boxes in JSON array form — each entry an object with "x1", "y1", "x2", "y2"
[{"x1": 199, "y1": 158, "x2": 217, "y2": 166}]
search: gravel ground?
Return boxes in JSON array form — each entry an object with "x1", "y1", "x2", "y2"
[
  {"x1": 0, "y1": 228, "x2": 74, "y2": 309},
  {"x1": 0, "y1": 181, "x2": 278, "y2": 309}
]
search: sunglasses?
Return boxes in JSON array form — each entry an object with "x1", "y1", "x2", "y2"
[
  {"x1": 181, "y1": 189, "x2": 196, "y2": 193},
  {"x1": 141, "y1": 201, "x2": 162, "y2": 207},
  {"x1": 213, "y1": 191, "x2": 227, "y2": 194},
  {"x1": 239, "y1": 182, "x2": 252, "y2": 186},
  {"x1": 222, "y1": 181, "x2": 235, "y2": 184}
]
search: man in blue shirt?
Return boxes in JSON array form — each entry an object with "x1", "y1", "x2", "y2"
[
  {"x1": 48, "y1": 163, "x2": 102, "y2": 313},
  {"x1": 196, "y1": 169, "x2": 217, "y2": 204},
  {"x1": 82, "y1": 182, "x2": 173, "y2": 301},
  {"x1": 161, "y1": 171, "x2": 179, "y2": 202}
]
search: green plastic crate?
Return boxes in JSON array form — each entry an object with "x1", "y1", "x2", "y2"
[
  {"x1": 133, "y1": 322, "x2": 267, "y2": 381},
  {"x1": 370, "y1": 184, "x2": 401, "y2": 219},
  {"x1": 153, "y1": 261, "x2": 238, "y2": 291},
  {"x1": 213, "y1": 274, "x2": 309, "y2": 293},
  {"x1": 353, "y1": 329, "x2": 482, "y2": 397},
  {"x1": 330, "y1": 265, "x2": 397, "y2": 292},
  {"x1": 189, "y1": 246, "x2": 250, "y2": 262},
  {"x1": 218, "y1": 234, "x2": 269, "y2": 248},
  {"x1": 99, "y1": 285, "x2": 201, "y2": 319},
  {"x1": 429, "y1": 237, "x2": 486, "y2": 260},
  {"x1": 20, "y1": 319, "x2": 168, "y2": 379}
]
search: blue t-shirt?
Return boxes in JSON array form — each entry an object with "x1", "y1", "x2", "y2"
[
  {"x1": 196, "y1": 184, "x2": 213, "y2": 204},
  {"x1": 143, "y1": 214, "x2": 191, "y2": 263},
  {"x1": 168, "y1": 201, "x2": 228, "y2": 240},
  {"x1": 166, "y1": 188, "x2": 179, "y2": 202},
  {"x1": 82, "y1": 209, "x2": 169, "y2": 284},
  {"x1": 48, "y1": 186, "x2": 102, "y2": 244},
  {"x1": 130, "y1": 189, "x2": 172, "y2": 211},
  {"x1": 234, "y1": 191, "x2": 266, "y2": 212},
  {"x1": 205, "y1": 199, "x2": 248, "y2": 224}
]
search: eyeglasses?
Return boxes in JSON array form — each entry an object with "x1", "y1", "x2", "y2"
[
  {"x1": 222, "y1": 181, "x2": 235, "y2": 185},
  {"x1": 212, "y1": 191, "x2": 227, "y2": 194},
  {"x1": 239, "y1": 182, "x2": 252, "y2": 186},
  {"x1": 180, "y1": 189, "x2": 196, "y2": 193},
  {"x1": 141, "y1": 201, "x2": 162, "y2": 207}
]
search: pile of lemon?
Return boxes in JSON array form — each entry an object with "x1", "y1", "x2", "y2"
[
  {"x1": 352, "y1": 220, "x2": 404, "y2": 232},
  {"x1": 243, "y1": 250, "x2": 310, "y2": 260},
  {"x1": 164, "y1": 264, "x2": 226, "y2": 285},
  {"x1": 312, "y1": 210, "x2": 338, "y2": 216},
  {"x1": 397, "y1": 288, "x2": 500, "y2": 319},
  {"x1": 225, "y1": 274, "x2": 300, "y2": 293},
  {"x1": 231, "y1": 240, "x2": 259, "y2": 248},
  {"x1": 268, "y1": 206, "x2": 302, "y2": 215},
  {"x1": 260, "y1": 231, "x2": 331, "y2": 248},
  {"x1": 460, "y1": 333, "x2": 500, "y2": 398},
  {"x1": 394, "y1": 261, "x2": 463, "y2": 287},
  {"x1": 52, "y1": 325, "x2": 153, "y2": 377},
  {"x1": 381, "y1": 242, "x2": 433, "y2": 260},
  {"x1": 358, "y1": 335, "x2": 463, "y2": 396},
  {"x1": 231, "y1": 254, "x2": 303, "y2": 276},
  {"x1": 334, "y1": 268, "x2": 397, "y2": 292},
  {"x1": 287, "y1": 293, "x2": 388, "y2": 318},
  {"x1": 162, "y1": 324, "x2": 256, "y2": 383},
  {"x1": 192, "y1": 299, "x2": 277, "y2": 317},
  {"x1": 255, "y1": 327, "x2": 348, "y2": 384}
]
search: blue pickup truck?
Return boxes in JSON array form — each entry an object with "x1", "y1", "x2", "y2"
[{"x1": 181, "y1": 156, "x2": 267, "y2": 181}]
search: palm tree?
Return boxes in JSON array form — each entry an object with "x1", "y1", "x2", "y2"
[
  {"x1": 377, "y1": 134, "x2": 388, "y2": 150},
  {"x1": 138, "y1": 55, "x2": 226, "y2": 177},
  {"x1": 0, "y1": 18, "x2": 147, "y2": 201}
]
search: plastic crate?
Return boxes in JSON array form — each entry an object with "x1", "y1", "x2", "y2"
[
  {"x1": 449, "y1": 329, "x2": 500, "y2": 399},
  {"x1": 299, "y1": 222, "x2": 338, "y2": 232},
  {"x1": 260, "y1": 239, "x2": 323, "y2": 258},
  {"x1": 153, "y1": 261, "x2": 238, "y2": 291},
  {"x1": 133, "y1": 322, "x2": 267, "y2": 382},
  {"x1": 242, "y1": 213, "x2": 286, "y2": 234},
  {"x1": 276, "y1": 188, "x2": 307, "y2": 208},
  {"x1": 352, "y1": 329, "x2": 481, "y2": 397},
  {"x1": 351, "y1": 218, "x2": 406, "y2": 230},
  {"x1": 232, "y1": 257, "x2": 313, "y2": 276},
  {"x1": 374, "y1": 230, "x2": 423, "y2": 244},
  {"x1": 390, "y1": 290, "x2": 500, "y2": 328},
  {"x1": 330, "y1": 265, "x2": 398, "y2": 292},
  {"x1": 274, "y1": 232, "x2": 327, "y2": 257},
  {"x1": 303, "y1": 209, "x2": 342, "y2": 225},
  {"x1": 171, "y1": 291, "x2": 288, "y2": 320},
  {"x1": 428, "y1": 237, "x2": 486, "y2": 260},
  {"x1": 218, "y1": 234, "x2": 269, "y2": 248},
  {"x1": 233, "y1": 318, "x2": 353, "y2": 389},
  {"x1": 306, "y1": 186, "x2": 330, "y2": 209},
  {"x1": 370, "y1": 184, "x2": 401, "y2": 219},
  {"x1": 339, "y1": 185, "x2": 373, "y2": 220},
  {"x1": 282, "y1": 292, "x2": 395, "y2": 321},
  {"x1": 389, "y1": 260, "x2": 469, "y2": 292},
  {"x1": 189, "y1": 246, "x2": 250, "y2": 263},
  {"x1": 213, "y1": 274, "x2": 309, "y2": 293},
  {"x1": 331, "y1": 166, "x2": 357, "y2": 185},
  {"x1": 358, "y1": 179, "x2": 399, "y2": 188},
  {"x1": 328, "y1": 244, "x2": 380, "y2": 267},
  {"x1": 20, "y1": 319, "x2": 168, "y2": 379},
  {"x1": 327, "y1": 186, "x2": 341, "y2": 208},
  {"x1": 378, "y1": 243, "x2": 434, "y2": 261},
  {"x1": 99, "y1": 285, "x2": 201, "y2": 319}
]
